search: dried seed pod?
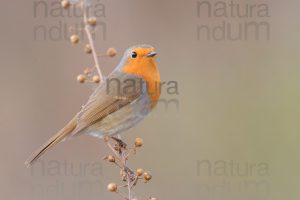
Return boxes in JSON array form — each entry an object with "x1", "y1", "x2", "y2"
[
  {"x1": 107, "y1": 155, "x2": 115, "y2": 162},
  {"x1": 84, "y1": 44, "x2": 92, "y2": 54},
  {"x1": 120, "y1": 170, "x2": 125, "y2": 176},
  {"x1": 135, "y1": 137, "x2": 143, "y2": 147},
  {"x1": 107, "y1": 183, "x2": 117, "y2": 192},
  {"x1": 136, "y1": 168, "x2": 144, "y2": 176},
  {"x1": 77, "y1": 74, "x2": 86, "y2": 83},
  {"x1": 61, "y1": 0, "x2": 70, "y2": 9},
  {"x1": 92, "y1": 75, "x2": 100, "y2": 83},
  {"x1": 106, "y1": 48, "x2": 117, "y2": 57},
  {"x1": 143, "y1": 172, "x2": 152, "y2": 181},
  {"x1": 83, "y1": 67, "x2": 92, "y2": 75},
  {"x1": 114, "y1": 144, "x2": 120, "y2": 151},
  {"x1": 120, "y1": 170, "x2": 127, "y2": 181},
  {"x1": 87, "y1": 17, "x2": 97, "y2": 26},
  {"x1": 70, "y1": 34, "x2": 80, "y2": 44}
]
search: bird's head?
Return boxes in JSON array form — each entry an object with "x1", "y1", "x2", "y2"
[
  {"x1": 119, "y1": 45, "x2": 158, "y2": 78},
  {"x1": 119, "y1": 44, "x2": 161, "y2": 106}
]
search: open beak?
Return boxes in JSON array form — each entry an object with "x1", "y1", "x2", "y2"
[{"x1": 146, "y1": 52, "x2": 157, "y2": 57}]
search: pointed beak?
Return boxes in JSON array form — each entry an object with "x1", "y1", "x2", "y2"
[{"x1": 146, "y1": 51, "x2": 157, "y2": 57}]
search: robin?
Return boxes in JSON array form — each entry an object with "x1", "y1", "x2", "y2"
[{"x1": 25, "y1": 44, "x2": 160, "y2": 167}]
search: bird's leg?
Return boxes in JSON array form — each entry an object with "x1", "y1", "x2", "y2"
[
  {"x1": 111, "y1": 136, "x2": 127, "y2": 149},
  {"x1": 103, "y1": 136, "x2": 121, "y2": 159}
]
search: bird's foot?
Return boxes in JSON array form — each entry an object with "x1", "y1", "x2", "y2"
[{"x1": 111, "y1": 136, "x2": 127, "y2": 149}]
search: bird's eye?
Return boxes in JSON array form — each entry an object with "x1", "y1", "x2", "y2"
[{"x1": 131, "y1": 51, "x2": 137, "y2": 58}]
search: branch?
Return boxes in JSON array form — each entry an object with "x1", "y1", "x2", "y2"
[
  {"x1": 82, "y1": 1, "x2": 104, "y2": 82},
  {"x1": 104, "y1": 137, "x2": 154, "y2": 200}
]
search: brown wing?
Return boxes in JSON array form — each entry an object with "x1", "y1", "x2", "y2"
[{"x1": 73, "y1": 71, "x2": 145, "y2": 135}]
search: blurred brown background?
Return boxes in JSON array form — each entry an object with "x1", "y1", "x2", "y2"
[{"x1": 1, "y1": 0, "x2": 300, "y2": 199}]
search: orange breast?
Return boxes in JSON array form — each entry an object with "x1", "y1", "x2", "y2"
[{"x1": 123, "y1": 60, "x2": 160, "y2": 108}]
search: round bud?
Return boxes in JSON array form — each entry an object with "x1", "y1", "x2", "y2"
[
  {"x1": 83, "y1": 67, "x2": 91, "y2": 75},
  {"x1": 61, "y1": 0, "x2": 70, "y2": 9},
  {"x1": 107, "y1": 155, "x2": 115, "y2": 162},
  {"x1": 114, "y1": 144, "x2": 120, "y2": 151},
  {"x1": 143, "y1": 172, "x2": 152, "y2": 181},
  {"x1": 84, "y1": 44, "x2": 92, "y2": 54},
  {"x1": 107, "y1": 183, "x2": 117, "y2": 192},
  {"x1": 135, "y1": 138, "x2": 143, "y2": 147},
  {"x1": 136, "y1": 168, "x2": 144, "y2": 176},
  {"x1": 149, "y1": 197, "x2": 157, "y2": 200},
  {"x1": 87, "y1": 17, "x2": 97, "y2": 26},
  {"x1": 92, "y1": 75, "x2": 100, "y2": 83},
  {"x1": 106, "y1": 48, "x2": 117, "y2": 57},
  {"x1": 77, "y1": 74, "x2": 86, "y2": 83},
  {"x1": 120, "y1": 170, "x2": 127, "y2": 181},
  {"x1": 70, "y1": 34, "x2": 80, "y2": 44},
  {"x1": 120, "y1": 170, "x2": 126, "y2": 176}
]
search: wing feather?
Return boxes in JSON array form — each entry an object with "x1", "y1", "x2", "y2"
[{"x1": 73, "y1": 72, "x2": 145, "y2": 135}]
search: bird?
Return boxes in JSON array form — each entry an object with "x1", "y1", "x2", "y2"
[{"x1": 25, "y1": 44, "x2": 160, "y2": 167}]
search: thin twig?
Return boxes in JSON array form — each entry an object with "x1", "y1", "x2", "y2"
[
  {"x1": 104, "y1": 136, "x2": 134, "y2": 200},
  {"x1": 82, "y1": 0, "x2": 104, "y2": 82},
  {"x1": 124, "y1": 152, "x2": 132, "y2": 200},
  {"x1": 116, "y1": 191, "x2": 129, "y2": 200}
]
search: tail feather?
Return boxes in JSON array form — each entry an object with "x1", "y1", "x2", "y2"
[{"x1": 25, "y1": 118, "x2": 77, "y2": 167}]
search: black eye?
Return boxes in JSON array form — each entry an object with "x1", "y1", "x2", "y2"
[{"x1": 131, "y1": 51, "x2": 137, "y2": 58}]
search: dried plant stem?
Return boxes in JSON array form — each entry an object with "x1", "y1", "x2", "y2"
[
  {"x1": 116, "y1": 191, "x2": 129, "y2": 200},
  {"x1": 83, "y1": 2, "x2": 104, "y2": 82},
  {"x1": 125, "y1": 153, "x2": 132, "y2": 200},
  {"x1": 104, "y1": 136, "x2": 135, "y2": 200}
]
